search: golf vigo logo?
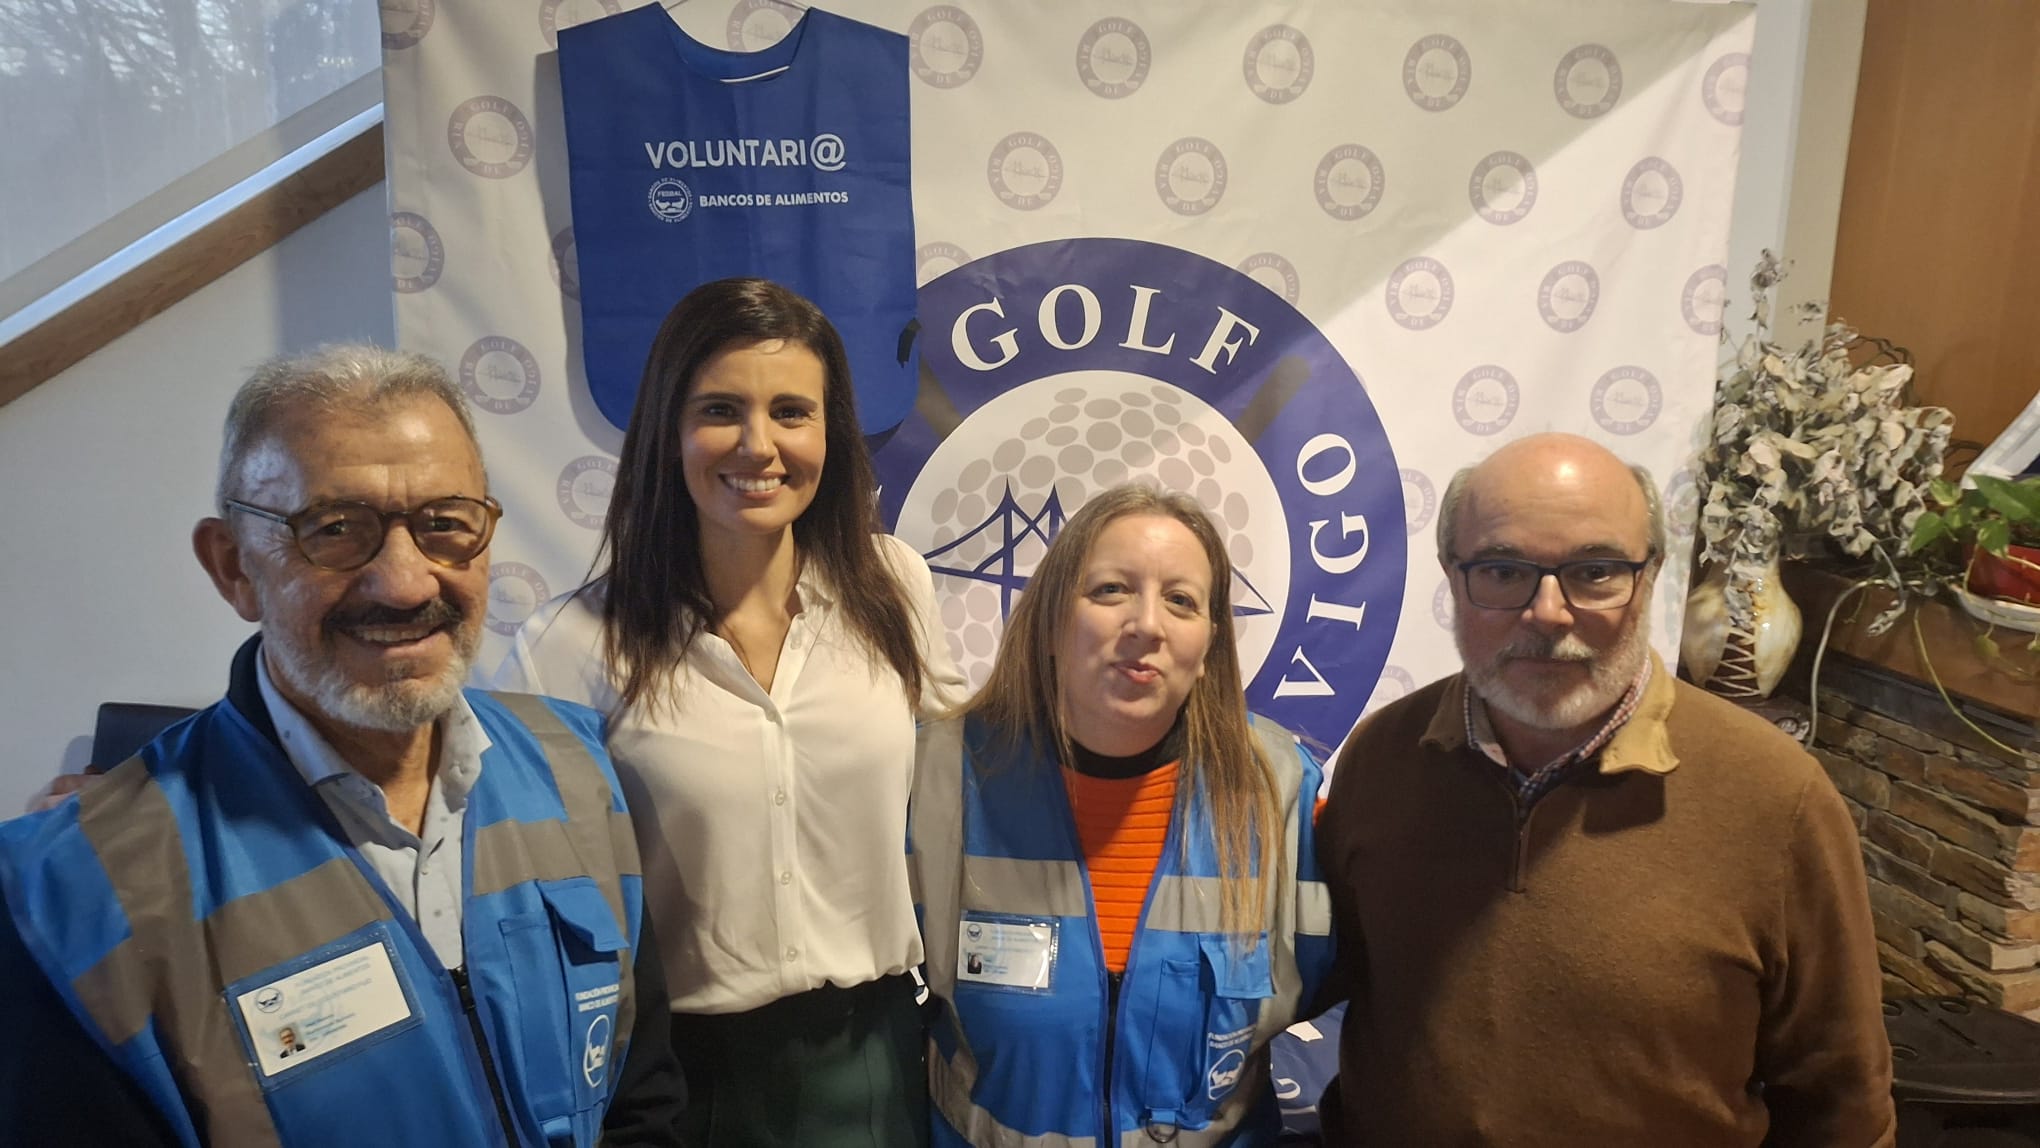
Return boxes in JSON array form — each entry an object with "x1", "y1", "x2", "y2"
[
  {"x1": 987, "y1": 132, "x2": 1064, "y2": 211},
  {"x1": 1681, "y1": 265, "x2": 1727, "y2": 336},
  {"x1": 1242, "y1": 25, "x2": 1313, "y2": 104},
  {"x1": 1076, "y1": 18, "x2": 1151, "y2": 99},
  {"x1": 1399, "y1": 468, "x2": 1436, "y2": 536},
  {"x1": 1702, "y1": 52, "x2": 1750, "y2": 126},
  {"x1": 1452, "y1": 365, "x2": 1519, "y2": 436},
  {"x1": 1538, "y1": 261, "x2": 1599, "y2": 333},
  {"x1": 390, "y1": 212, "x2": 444, "y2": 294},
  {"x1": 1235, "y1": 252, "x2": 1300, "y2": 305},
  {"x1": 1555, "y1": 44, "x2": 1622, "y2": 118},
  {"x1": 448, "y1": 96, "x2": 534, "y2": 179},
  {"x1": 557, "y1": 457, "x2": 618, "y2": 529},
  {"x1": 725, "y1": 0, "x2": 795, "y2": 52},
  {"x1": 1590, "y1": 366, "x2": 1663, "y2": 435},
  {"x1": 909, "y1": 6, "x2": 983, "y2": 88},
  {"x1": 550, "y1": 227, "x2": 580, "y2": 300},
  {"x1": 1621, "y1": 157, "x2": 1683, "y2": 229},
  {"x1": 873, "y1": 238, "x2": 1405, "y2": 751},
  {"x1": 918, "y1": 242, "x2": 973, "y2": 283},
  {"x1": 1314, "y1": 144, "x2": 1385, "y2": 221},
  {"x1": 1369, "y1": 665, "x2": 1417, "y2": 713},
  {"x1": 1155, "y1": 137, "x2": 1227, "y2": 216},
  {"x1": 459, "y1": 336, "x2": 542, "y2": 416},
  {"x1": 1403, "y1": 34, "x2": 1470, "y2": 111},
  {"x1": 1469, "y1": 151, "x2": 1536, "y2": 225},
  {"x1": 380, "y1": 0, "x2": 434, "y2": 50},
  {"x1": 1385, "y1": 257, "x2": 1454, "y2": 331},
  {"x1": 447, "y1": 97, "x2": 534, "y2": 179},
  {"x1": 487, "y1": 563, "x2": 550, "y2": 637},
  {"x1": 540, "y1": 0, "x2": 619, "y2": 48}
]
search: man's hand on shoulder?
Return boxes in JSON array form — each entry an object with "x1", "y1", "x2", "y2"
[{"x1": 25, "y1": 768, "x2": 105, "y2": 813}]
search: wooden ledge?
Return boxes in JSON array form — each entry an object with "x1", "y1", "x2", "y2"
[
  {"x1": 0, "y1": 123, "x2": 386, "y2": 409},
  {"x1": 1784, "y1": 563, "x2": 2040, "y2": 722}
]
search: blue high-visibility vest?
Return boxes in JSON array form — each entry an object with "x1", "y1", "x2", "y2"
[
  {"x1": 911, "y1": 715, "x2": 1335, "y2": 1147},
  {"x1": 0, "y1": 686, "x2": 645, "y2": 1148},
  {"x1": 559, "y1": 5, "x2": 918, "y2": 433}
]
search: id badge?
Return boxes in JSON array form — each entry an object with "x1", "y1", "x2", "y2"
[
  {"x1": 956, "y1": 913, "x2": 1058, "y2": 993},
  {"x1": 228, "y1": 921, "x2": 421, "y2": 1083}
]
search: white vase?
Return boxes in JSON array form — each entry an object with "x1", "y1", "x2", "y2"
[{"x1": 1681, "y1": 556, "x2": 1803, "y2": 699}]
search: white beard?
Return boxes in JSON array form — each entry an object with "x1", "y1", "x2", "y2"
[
  {"x1": 1457, "y1": 592, "x2": 1651, "y2": 732},
  {"x1": 266, "y1": 625, "x2": 476, "y2": 734}
]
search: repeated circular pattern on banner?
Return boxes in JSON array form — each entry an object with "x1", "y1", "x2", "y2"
[
  {"x1": 1243, "y1": 24, "x2": 1313, "y2": 103},
  {"x1": 1077, "y1": 18, "x2": 1151, "y2": 98},
  {"x1": 390, "y1": 212, "x2": 444, "y2": 293},
  {"x1": 384, "y1": 0, "x2": 1756, "y2": 734},
  {"x1": 380, "y1": 0, "x2": 435, "y2": 50}
]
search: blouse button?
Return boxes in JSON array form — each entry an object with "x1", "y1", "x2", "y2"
[
  {"x1": 784, "y1": 947, "x2": 799, "y2": 963},
  {"x1": 780, "y1": 871, "x2": 793, "y2": 886},
  {"x1": 774, "y1": 789, "x2": 788, "y2": 806}
]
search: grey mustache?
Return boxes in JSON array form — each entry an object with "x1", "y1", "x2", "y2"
[{"x1": 325, "y1": 600, "x2": 464, "y2": 633}]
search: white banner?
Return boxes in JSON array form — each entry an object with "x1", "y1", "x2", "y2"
[{"x1": 382, "y1": 0, "x2": 1754, "y2": 751}]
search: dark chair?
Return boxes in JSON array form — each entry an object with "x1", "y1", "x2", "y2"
[
  {"x1": 89, "y1": 702, "x2": 199, "y2": 769},
  {"x1": 1889, "y1": 997, "x2": 2040, "y2": 1148}
]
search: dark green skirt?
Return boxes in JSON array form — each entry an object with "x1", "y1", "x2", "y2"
[{"x1": 671, "y1": 973, "x2": 929, "y2": 1148}]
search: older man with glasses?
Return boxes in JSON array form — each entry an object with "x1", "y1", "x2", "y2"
[
  {"x1": 1315, "y1": 432, "x2": 1895, "y2": 1146},
  {"x1": 0, "y1": 346, "x2": 684, "y2": 1147}
]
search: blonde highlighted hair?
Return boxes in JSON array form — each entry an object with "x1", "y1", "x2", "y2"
[{"x1": 962, "y1": 483, "x2": 1281, "y2": 939}]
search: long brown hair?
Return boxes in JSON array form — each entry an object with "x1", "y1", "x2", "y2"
[
  {"x1": 595, "y1": 278, "x2": 924, "y2": 713},
  {"x1": 963, "y1": 483, "x2": 1281, "y2": 938}
]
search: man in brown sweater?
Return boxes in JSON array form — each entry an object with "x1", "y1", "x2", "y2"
[{"x1": 1318, "y1": 433, "x2": 1894, "y2": 1145}]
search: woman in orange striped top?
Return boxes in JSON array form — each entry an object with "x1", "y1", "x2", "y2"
[{"x1": 911, "y1": 484, "x2": 1335, "y2": 1146}]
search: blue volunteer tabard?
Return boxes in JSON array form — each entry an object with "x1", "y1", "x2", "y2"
[
  {"x1": 0, "y1": 655, "x2": 645, "y2": 1148},
  {"x1": 559, "y1": 5, "x2": 918, "y2": 433},
  {"x1": 911, "y1": 714, "x2": 1335, "y2": 1148}
]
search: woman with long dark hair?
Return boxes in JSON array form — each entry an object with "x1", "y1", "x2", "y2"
[
  {"x1": 909, "y1": 483, "x2": 1335, "y2": 1147},
  {"x1": 498, "y1": 278, "x2": 964, "y2": 1147}
]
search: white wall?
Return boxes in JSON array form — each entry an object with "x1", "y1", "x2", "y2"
[
  {"x1": 1723, "y1": 0, "x2": 1869, "y2": 348},
  {"x1": 0, "y1": 185, "x2": 392, "y2": 814}
]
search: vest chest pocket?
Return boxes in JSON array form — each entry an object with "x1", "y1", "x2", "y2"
[
  {"x1": 1135, "y1": 933, "x2": 1274, "y2": 1131},
  {"x1": 497, "y1": 879, "x2": 629, "y2": 1146}
]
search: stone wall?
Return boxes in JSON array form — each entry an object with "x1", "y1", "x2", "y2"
[{"x1": 1786, "y1": 658, "x2": 2040, "y2": 1015}]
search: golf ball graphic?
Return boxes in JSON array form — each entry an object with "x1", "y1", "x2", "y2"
[{"x1": 893, "y1": 371, "x2": 1287, "y2": 689}]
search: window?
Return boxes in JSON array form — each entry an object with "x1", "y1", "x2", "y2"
[{"x1": 0, "y1": 0, "x2": 381, "y2": 326}]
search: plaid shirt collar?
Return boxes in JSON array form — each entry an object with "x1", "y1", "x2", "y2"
[{"x1": 1462, "y1": 655, "x2": 1656, "y2": 803}]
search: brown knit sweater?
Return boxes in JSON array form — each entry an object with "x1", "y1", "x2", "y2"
[{"x1": 1317, "y1": 656, "x2": 1895, "y2": 1147}]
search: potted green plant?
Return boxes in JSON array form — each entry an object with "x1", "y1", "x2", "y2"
[
  {"x1": 1684, "y1": 252, "x2": 1953, "y2": 698},
  {"x1": 1908, "y1": 474, "x2": 2040, "y2": 613}
]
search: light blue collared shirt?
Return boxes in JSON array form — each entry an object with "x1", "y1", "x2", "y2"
[{"x1": 256, "y1": 656, "x2": 488, "y2": 969}]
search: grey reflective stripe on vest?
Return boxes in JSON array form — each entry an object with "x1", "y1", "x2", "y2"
[
  {"x1": 1121, "y1": 720, "x2": 1309, "y2": 1147},
  {"x1": 1142, "y1": 874, "x2": 1226, "y2": 934},
  {"x1": 963, "y1": 854, "x2": 1088, "y2": 919},
  {"x1": 1252, "y1": 717, "x2": 1308, "y2": 1055},
  {"x1": 484, "y1": 691, "x2": 643, "y2": 1058},
  {"x1": 912, "y1": 719, "x2": 968, "y2": 1006},
  {"x1": 914, "y1": 717, "x2": 1321, "y2": 1148},
  {"x1": 71, "y1": 757, "x2": 291, "y2": 1147},
  {"x1": 1296, "y1": 878, "x2": 1331, "y2": 938},
  {"x1": 64, "y1": 697, "x2": 641, "y2": 1144},
  {"x1": 911, "y1": 720, "x2": 994, "y2": 1135}
]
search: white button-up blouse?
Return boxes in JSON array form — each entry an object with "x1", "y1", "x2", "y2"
[{"x1": 493, "y1": 535, "x2": 966, "y2": 1015}]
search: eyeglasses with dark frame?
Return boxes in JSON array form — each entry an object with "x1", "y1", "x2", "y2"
[
  {"x1": 224, "y1": 496, "x2": 503, "y2": 572},
  {"x1": 1453, "y1": 552, "x2": 1657, "y2": 611}
]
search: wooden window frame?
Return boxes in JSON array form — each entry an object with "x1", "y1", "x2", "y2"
[{"x1": 0, "y1": 121, "x2": 386, "y2": 410}]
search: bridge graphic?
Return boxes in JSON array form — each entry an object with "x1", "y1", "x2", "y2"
[{"x1": 921, "y1": 482, "x2": 1274, "y2": 622}]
